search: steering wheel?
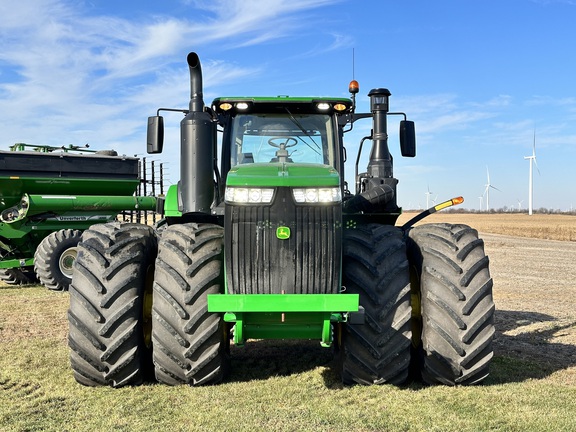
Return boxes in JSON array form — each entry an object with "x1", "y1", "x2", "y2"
[{"x1": 268, "y1": 137, "x2": 298, "y2": 149}]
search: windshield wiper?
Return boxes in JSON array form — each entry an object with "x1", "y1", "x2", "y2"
[{"x1": 284, "y1": 108, "x2": 322, "y2": 156}]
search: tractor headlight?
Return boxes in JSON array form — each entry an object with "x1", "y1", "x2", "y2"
[
  {"x1": 225, "y1": 187, "x2": 275, "y2": 204},
  {"x1": 292, "y1": 187, "x2": 341, "y2": 204}
]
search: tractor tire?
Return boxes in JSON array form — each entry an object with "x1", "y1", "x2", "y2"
[
  {"x1": 407, "y1": 223, "x2": 495, "y2": 385},
  {"x1": 0, "y1": 268, "x2": 37, "y2": 285},
  {"x1": 34, "y1": 229, "x2": 83, "y2": 291},
  {"x1": 340, "y1": 224, "x2": 412, "y2": 385},
  {"x1": 152, "y1": 223, "x2": 229, "y2": 386},
  {"x1": 68, "y1": 222, "x2": 157, "y2": 387}
]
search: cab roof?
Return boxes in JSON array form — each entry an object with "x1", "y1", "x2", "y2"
[{"x1": 211, "y1": 96, "x2": 353, "y2": 115}]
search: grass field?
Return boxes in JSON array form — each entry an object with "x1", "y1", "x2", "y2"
[{"x1": 1, "y1": 213, "x2": 576, "y2": 431}]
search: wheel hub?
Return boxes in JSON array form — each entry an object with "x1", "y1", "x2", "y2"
[{"x1": 59, "y1": 247, "x2": 78, "y2": 278}]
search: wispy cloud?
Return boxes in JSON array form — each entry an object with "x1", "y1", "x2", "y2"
[
  {"x1": 392, "y1": 94, "x2": 497, "y2": 136},
  {"x1": 181, "y1": 0, "x2": 337, "y2": 48},
  {"x1": 0, "y1": 0, "x2": 338, "y2": 153}
]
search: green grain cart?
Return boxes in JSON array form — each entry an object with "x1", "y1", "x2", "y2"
[
  {"x1": 68, "y1": 52, "x2": 494, "y2": 387},
  {"x1": 0, "y1": 145, "x2": 156, "y2": 290}
]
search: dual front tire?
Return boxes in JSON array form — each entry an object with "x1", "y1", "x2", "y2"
[
  {"x1": 68, "y1": 222, "x2": 228, "y2": 387},
  {"x1": 341, "y1": 222, "x2": 494, "y2": 386}
]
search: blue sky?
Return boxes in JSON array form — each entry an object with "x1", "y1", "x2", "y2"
[{"x1": 1, "y1": 0, "x2": 575, "y2": 211}]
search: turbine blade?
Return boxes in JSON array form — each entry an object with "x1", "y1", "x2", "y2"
[{"x1": 533, "y1": 157, "x2": 541, "y2": 175}]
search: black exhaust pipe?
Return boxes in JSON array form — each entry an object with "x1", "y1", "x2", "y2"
[
  {"x1": 366, "y1": 88, "x2": 393, "y2": 179},
  {"x1": 179, "y1": 52, "x2": 215, "y2": 214},
  {"x1": 347, "y1": 88, "x2": 398, "y2": 214},
  {"x1": 187, "y1": 52, "x2": 204, "y2": 113}
]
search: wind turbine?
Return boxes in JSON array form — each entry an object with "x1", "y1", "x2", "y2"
[
  {"x1": 524, "y1": 131, "x2": 540, "y2": 216},
  {"x1": 425, "y1": 185, "x2": 433, "y2": 208},
  {"x1": 517, "y1": 199, "x2": 524, "y2": 212},
  {"x1": 478, "y1": 196, "x2": 484, "y2": 211},
  {"x1": 483, "y1": 167, "x2": 501, "y2": 211}
]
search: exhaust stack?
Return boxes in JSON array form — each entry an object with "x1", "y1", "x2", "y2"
[
  {"x1": 346, "y1": 88, "x2": 398, "y2": 213},
  {"x1": 187, "y1": 52, "x2": 204, "y2": 113},
  {"x1": 179, "y1": 52, "x2": 216, "y2": 214},
  {"x1": 367, "y1": 88, "x2": 393, "y2": 179}
]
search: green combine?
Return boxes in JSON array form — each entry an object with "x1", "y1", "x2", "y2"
[
  {"x1": 68, "y1": 52, "x2": 495, "y2": 387},
  {"x1": 0, "y1": 144, "x2": 156, "y2": 290}
]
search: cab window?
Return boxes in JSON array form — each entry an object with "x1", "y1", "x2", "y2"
[{"x1": 229, "y1": 113, "x2": 335, "y2": 167}]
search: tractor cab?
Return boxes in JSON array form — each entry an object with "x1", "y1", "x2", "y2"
[
  {"x1": 213, "y1": 97, "x2": 352, "y2": 190},
  {"x1": 211, "y1": 98, "x2": 354, "y2": 300}
]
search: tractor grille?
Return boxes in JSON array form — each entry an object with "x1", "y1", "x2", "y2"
[{"x1": 224, "y1": 189, "x2": 342, "y2": 295}]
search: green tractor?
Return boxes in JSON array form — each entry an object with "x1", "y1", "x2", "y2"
[{"x1": 68, "y1": 52, "x2": 494, "y2": 387}]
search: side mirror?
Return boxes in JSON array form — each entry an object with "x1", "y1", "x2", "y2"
[
  {"x1": 147, "y1": 116, "x2": 164, "y2": 154},
  {"x1": 400, "y1": 120, "x2": 416, "y2": 157}
]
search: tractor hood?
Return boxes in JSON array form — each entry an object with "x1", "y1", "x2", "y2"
[{"x1": 226, "y1": 163, "x2": 340, "y2": 188}]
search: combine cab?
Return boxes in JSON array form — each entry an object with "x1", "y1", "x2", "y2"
[
  {"x1": 68, "y1": 52, "x2": 494, "y2": 387},
  {"x1": 0, "y1": 145, "x2": 156, "y2": 290}
]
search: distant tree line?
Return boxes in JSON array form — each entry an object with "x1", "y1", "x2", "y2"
[{"x1": 442, "y1": 207, "x2": 576, "y2": 216}]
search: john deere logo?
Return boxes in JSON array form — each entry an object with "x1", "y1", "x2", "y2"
[{"x1": 276, "y1": 226, "x2": 291, "y2": 240}]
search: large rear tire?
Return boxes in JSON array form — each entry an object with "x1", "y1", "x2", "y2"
[
  {"x1": 340, "y1": 224, "x2": 412, "y2": 385},
  {"x1": 407, "y1": 223, "x2": 494, "y2": 385},
  {"x1": 68, "y1": 222, "x2": 157, "y2": 387},
  {"x1": 34, "y1": 229, "x2": 83, "y2": 291},
  {"x1": 152, "y1": 223, "x2": 229, "y2": 386}
]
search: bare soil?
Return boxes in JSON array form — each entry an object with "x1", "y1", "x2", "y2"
[{"x1": 481, "y1": 233, "x2": 576, "y2": 383}]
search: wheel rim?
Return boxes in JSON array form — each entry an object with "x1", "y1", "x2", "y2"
[{"x1": 59, "y1": 247, "x2": 78, "y2": 278}]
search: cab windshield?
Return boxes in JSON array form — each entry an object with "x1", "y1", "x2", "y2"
[{"x1": 229, "y1": 113, "x2": 336, "y2": 167}]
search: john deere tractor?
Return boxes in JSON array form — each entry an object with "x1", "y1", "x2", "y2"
[{"x1": 68, "y1": 52, "x2": 494, "y2": 387}]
